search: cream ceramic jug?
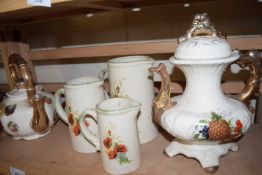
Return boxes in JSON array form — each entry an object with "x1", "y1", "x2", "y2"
[
  {"x1": 54, "y1": 76, "x2": 107, "y2": 153},
  {"x1": 0, "y1": 54, "x2": 55, "y2": 140},
  {"x1": 79, "y1": 98, "x2": 141, "y2": 174},
  {"x1": 101, "y1": 56, "x2": 159, "y2": 144},
  {"x1": 149, "y1": 14, "x2": 260, "y2": 173}
]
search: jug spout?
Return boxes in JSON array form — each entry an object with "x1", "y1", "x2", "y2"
[
  {"x1": 149, "y1": 64, "x2": 175, "y2": 124},
  {"x1": 31, "y1": 94, "x2": 50, "y2": 133}
]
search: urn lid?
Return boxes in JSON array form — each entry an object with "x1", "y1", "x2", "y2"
[
  {"x1": 172, "y1": 13, "x2": 235, "y2": 61},
  {"x1": 175, "y1": 36, "x2": 232, "y2": 60}
]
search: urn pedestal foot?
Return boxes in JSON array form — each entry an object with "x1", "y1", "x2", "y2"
[{"x1": 165, "y1": 139, "x2": 238, "y2": 174}]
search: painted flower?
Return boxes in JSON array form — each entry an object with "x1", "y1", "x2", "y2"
[
  {"x1": 117, "y1": 144, "x2": 127, "y2": 153},
  {"x1": 103, "y1": 137, "x2": 112, "y2": 149},
  {"x1": 68, "y1": 112, "x2": 74, "y2": 126},
  {"x1": 73, "y1": 122, "x2": 80, "y2": 136},
  {"x1": 113, "y1": 144, "x2": 118, "y2": 154},
  {"x1": 108, "y1": 150, "x2": 117, "y2": 159},
  {"x1": 103, "y1": 130, "x2": 131, "y2": 165}
]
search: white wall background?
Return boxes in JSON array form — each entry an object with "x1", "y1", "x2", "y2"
[{"x1": 0, "y1": 60, "x2": 174, "y2": 84}]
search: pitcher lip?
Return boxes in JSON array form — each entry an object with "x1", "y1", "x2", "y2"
[
  {"x1": 107, "y1": 55, "x2": 155, "y2": 67},
  {"x1": 170, "y1": 50, "x2": 240, "y2": 65},
  {"x1": 96, "y1": 97, "x2": 141, "y2": 115},
  {"x1": 64, "y1": 76, "x2": 103, "y2": 88}
]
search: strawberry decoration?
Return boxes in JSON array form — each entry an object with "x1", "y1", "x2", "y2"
[{"x1": 233, "y1": 119, "x2": 243, "y2": 137}]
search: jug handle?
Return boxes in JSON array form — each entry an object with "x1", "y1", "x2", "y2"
[
  {"x1": 233, "y1": 51, "x2": 260, "y2": 103},
  {"x1": 9, "y1": 54, "x2": 35, "y2": 106},
  {"x1": 54, "y1": 88, "x2": 68, "y2": 124},
  {"x1": 99, "y1": 68, "x2": 108, "y2": 80},
  {"x1": 99, "y1": 68, "x2": 110, "y2": 98},
  {"x1": 79, "y1": 109, "x2": 100, "y2": 150}
]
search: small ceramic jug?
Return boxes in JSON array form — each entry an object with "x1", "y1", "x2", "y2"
[
  {"x1": 79, "y1": 98, "x2": 141, "y2": 175},
  {"x1": 54, "y1": 76, "x2": 107, "y2": 153},
  {"x1": 0, "y1": 54, "x2": 55, "y2": 140},
  {"x1": 101, "y1": 55, "x2": 158, "y2": 144}
]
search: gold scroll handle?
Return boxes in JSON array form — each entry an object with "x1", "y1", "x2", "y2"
[
  {"x1": 179, "y1": 13, "x2": 218, "y2": 43},
  {"x1": 8, "y1": 54, "x2": 49, "y2": 133},
  {"x1": 9, "y1": 53, "x2": 35, "y2": 106},
  {"x1": 234, "y1": 51, "x2": 260, "y2": 103}
]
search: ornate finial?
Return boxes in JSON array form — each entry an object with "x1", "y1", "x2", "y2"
[{"x1": 179, "y1": 13, "x2": 218, "y2": 43}]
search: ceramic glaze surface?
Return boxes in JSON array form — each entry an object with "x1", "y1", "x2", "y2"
[
  {"x1": 164, "y1": 31, "x2": 252, "y2": 143},
  {"x1": 79, "y1": 98, "x2": 141, "y2": 174},
  {"x1": 106, "y1": 56, "x2": 158, "y2": 144},
  {"x1": 150, "y1": 13, "x2": 259, "y2": 173},
  {"x1": 162, "y1": 57, "x2": 251, "y2": 141},
  {"x1": 175, "y1": 36, "x2": 231, "y2": 60},
  {"x1": 54, "y1": 76, "x2": 106, "y2": 153},
  {"x1": 0, "y1": 86, "x2": 55, "y2": 140}
]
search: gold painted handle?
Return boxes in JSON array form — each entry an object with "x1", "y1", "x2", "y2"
[
  {"x1": 235, "y1": 51, "x2": 260, "y2": 102},
  {"x1": 8, "y1": 54, "x2": 35, "y2": 106}
]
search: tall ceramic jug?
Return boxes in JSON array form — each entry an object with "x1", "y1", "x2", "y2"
[
  {"x1": 54, "y1": 76, "x2": 107, "y2": 153},
  {"x1": 101, "y1": 56, "x2": 158, "y2": 144},
  {"x1": 149, "y1": 14, "x2": 260, "y2": 173}
]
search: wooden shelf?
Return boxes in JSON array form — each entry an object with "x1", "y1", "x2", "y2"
[
  {"x1": 30, "y1": 37, "x2": 262, "y2": 60},
  {"x1": 0, "y1": 121, "x2": 262, "y2": 175},
  {"x1": 1, "y1": 0, "x2": 231, "y2": 24}
]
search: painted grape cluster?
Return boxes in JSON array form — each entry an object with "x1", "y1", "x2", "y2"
[{"x1": 103, "y1": 130, "x2": 130, "y2": 165}]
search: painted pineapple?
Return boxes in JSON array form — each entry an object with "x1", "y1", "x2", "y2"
[{"x1": 208, "y1": 112, "x2": 231, "y2": 140}]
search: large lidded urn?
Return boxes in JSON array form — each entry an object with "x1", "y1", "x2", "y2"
[
  {"x1": 0, "y1": 54, "x2": 55, "y2": 140},
  {"x1": 149, "y1": 14, "x2": 260, "y2": 173}
]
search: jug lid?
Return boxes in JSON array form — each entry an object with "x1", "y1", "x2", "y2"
[{"x1": 171, "y1": 13, "x2": 236, "y2": 61}]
